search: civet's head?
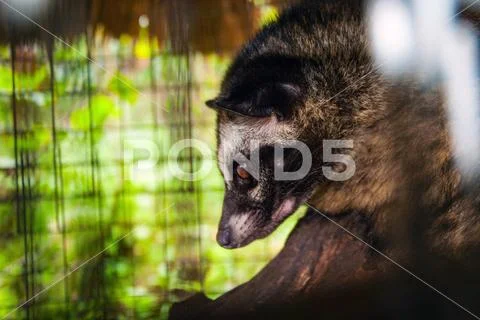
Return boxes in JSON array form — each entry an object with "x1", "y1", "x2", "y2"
[{"x1": 206, "y1": 2, "x2": 381, "y2": 248}]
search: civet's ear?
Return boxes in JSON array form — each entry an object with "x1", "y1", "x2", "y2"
[
  {"x1": 205, "y1": 98, "x2": 247, "y2": 117},
  {"x1": 205, "y1": 83, "x2": 301, "y2": 120}
]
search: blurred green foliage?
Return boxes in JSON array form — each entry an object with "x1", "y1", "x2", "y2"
[{"x1": 0, "y1": 6, "x2": 302, "y2": 318}]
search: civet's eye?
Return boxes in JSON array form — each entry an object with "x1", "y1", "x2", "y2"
[{"x1": 236, "y1": 165, "x2": 251, "y2": 180}]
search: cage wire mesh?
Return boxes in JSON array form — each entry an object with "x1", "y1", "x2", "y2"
[{"x1": 0, "y1": 0, "x2": 300, "y2": 319}]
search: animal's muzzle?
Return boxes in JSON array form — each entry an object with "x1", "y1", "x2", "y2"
[{"x1": 216, "y1": 228, "x2": 234, "y2": 248}]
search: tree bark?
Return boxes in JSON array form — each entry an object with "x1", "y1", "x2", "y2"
[
  {"x1": 170, "y1": 211, "x2": 392, "y2": 319},
  {"x1": 170, "y1": 209, "x2": 480, "y2": 320}
]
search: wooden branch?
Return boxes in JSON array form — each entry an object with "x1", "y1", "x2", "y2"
[
  {"x1": 170, "y1": 210, "x2": 480, "y2": 320},
  {"x1": 170, "y1": 211, "x2": 393, "y2": 319}
]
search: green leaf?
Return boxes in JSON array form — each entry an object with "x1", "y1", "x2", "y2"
[
  {"x1": 0, "y1": 65, "x2": 12, "y2": 93},
  {"x1": 70, "y1": 94, "x2": 118, "y2": 130},
  {"x1": 108, "y1": 72, "x2": 139, "y2": 104}
]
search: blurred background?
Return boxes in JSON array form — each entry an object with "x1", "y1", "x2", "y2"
[{"x1": 0, "y1": 0, "x2": 304, "y2": 319}]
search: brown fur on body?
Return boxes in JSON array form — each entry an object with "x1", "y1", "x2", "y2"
[{"x1": 311, "y1": 81, "x2": 480, "y2": 262}]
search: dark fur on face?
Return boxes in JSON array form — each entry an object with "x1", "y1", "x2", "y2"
[{"x1": 207, "y1": 0, "x2": 480, "y2": 258}]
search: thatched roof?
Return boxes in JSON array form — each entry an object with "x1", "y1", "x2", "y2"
[{"x1": 0, "y1": 0, "x2": 271, "y2": 54}]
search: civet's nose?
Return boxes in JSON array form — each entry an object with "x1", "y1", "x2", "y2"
[{"x1": 217, "y1": 228, "x2": 233, "y2": 248}]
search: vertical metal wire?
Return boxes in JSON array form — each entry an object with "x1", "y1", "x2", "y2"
[
  {"x1": 18, "y1": 126, "x2": 30, "y2": 319},
  {"x1": 186, "y1": 52, "x2": 204, "y2": 291},
  {"x1": 85, "y1": 28, "x2": 107, "y2": 319},
  {"x1": 149, "y1": 33, "x2": 165, "y2": 314},
  {"x1": 10, "y1": 41, "x2": 31, "y2": 320},
  {"x1": 116, "y1": 39, "x2": 136, "y2": 318},
  {"x1": 149, "y1": 2, "x2": 171, "y2": 305},
  {"x1": 48, "y1": 40, "x2": 71, "y2": 319},
  {"x1": 24, "y1": 47, "x2": 36, "y2": 320},
  {"x1": 57, "y1": 63, "x2": 70, "y2": 320}
]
